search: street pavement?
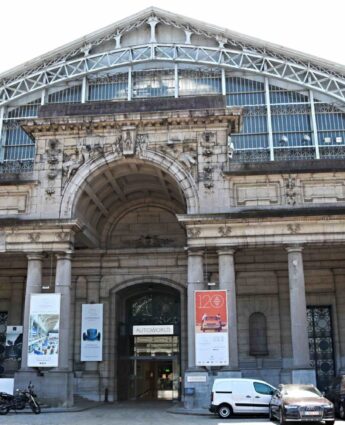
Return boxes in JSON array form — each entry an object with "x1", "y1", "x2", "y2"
[{"x1": 1, "y1": 402, "x2": 344, "y2": 425}]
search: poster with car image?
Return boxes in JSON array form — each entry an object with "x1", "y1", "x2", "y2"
[
  {"x1": 28, "y1": 293, "x2": 61, "y2": 367},
  {"x1": 195, "y1": 290, "x2": 229, "y2": 366},
  {"x1": 81, "y1": 304, "x2": 103, "y2": 361}
]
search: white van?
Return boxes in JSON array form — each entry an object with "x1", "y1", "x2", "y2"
[{"x1": 209, "y1": 378, "x2": 276, "y2": 419}]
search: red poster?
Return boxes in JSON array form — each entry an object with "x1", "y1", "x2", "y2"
[
  {"x1": 194, "y1": 290, "x2": 229, "y2": 366},
  {"x1": 195, "y1": 290, "x2": 228, "y2": 333}
]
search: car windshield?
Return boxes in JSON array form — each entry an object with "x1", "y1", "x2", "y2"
[
  {"x1": 282, "y1": 386, "x2": 322, "y2": 398},
  {"x1": 204, "y1": 316, "x2": 219, "y2": 320}
]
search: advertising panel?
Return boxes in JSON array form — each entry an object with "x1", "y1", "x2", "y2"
[
  {"x1": 195, "y1": 290, "x2": 229, "y2": 366},
  {"x1": 81, "y1": 304, "x2": 103, "y2": 361},
  {"x1": 5, "y1": 326, "x2": 23, "y2": 363},
  {"x1": 28, "y1": 294, "x2": 61, "y2": 367}
]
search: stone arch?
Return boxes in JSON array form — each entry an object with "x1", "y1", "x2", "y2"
[{"x1": 59, "y1": 149, "x2": 199, "y2": 221}]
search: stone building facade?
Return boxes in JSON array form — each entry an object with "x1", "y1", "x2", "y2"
[{"x1": 0, "y1": 7, "x2": 345, "y2": 407}]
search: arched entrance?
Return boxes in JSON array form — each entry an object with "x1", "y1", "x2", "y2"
[
  {"x1": 70, "y1": 155, "x2": 189, "y2": 402},
  {"x1": 116, "y1": 283, "x2": 181, "y2": 401}
]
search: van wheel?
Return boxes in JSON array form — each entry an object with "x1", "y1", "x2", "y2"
[{"x1": 218, "y1": 404, "x2": 232, "y2": 419}]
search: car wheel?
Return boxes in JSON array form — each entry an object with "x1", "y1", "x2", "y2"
[
  {"x1": 0, "y1": 405, "x2": 9, "y2": 415},
  {"x1": 340, "y1": 402, "x2": 345, "y2": 420},
  {"x1": 279, "y1": 408, "x2": 286, "y2": 425},
  {"x1": 326, "y1": 421, "x2": 335, "y2": 425},
  {"x1": 218, "y1": 404, "x2": 232, "y2": 419}
]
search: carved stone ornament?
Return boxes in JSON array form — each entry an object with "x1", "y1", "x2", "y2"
[
  {"x1": 28, "y1": 233, "x2": 40, "y2": 242},
  {"x1": 287, "y1": 223, "x2": 301, "y2": 234},
  {"x1": 286, "y1": 176, "x2": 297, "y2": 205},
  {"x1": 112, "y1": 128, "x2": 148, "y2": 157},
  {"x1": 62, "y1": 147, "x2": 85, "y2": 181},
  {"x1": 56, "y1": 232, "x2": 70, "y2": 242},
  {"x1": 187, "y1": 227, "x2": 201, "y2": 238},
  {"x1": 218, "y1": 226, "x2": 232, "y2": 237}
]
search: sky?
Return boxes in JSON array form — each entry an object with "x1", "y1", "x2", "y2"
[{"x1": 0, "y1": 0, "x2": 344, "y2": 75}]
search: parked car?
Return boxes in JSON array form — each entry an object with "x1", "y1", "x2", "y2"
[
  {"x1": 209, "y1": 378, "x2": 276, "y2": 419},
  {"x1": 326, "y1": 375, "x2": 345, "y2": 419},
  {"x1": 200, "y1": 315, "x2": 222, "y2": 332},
  {"x1": 269, "y1": 384, "x2": 335, "y2": 425}
]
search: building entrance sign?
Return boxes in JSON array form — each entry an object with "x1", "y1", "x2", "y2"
[
  {"x1": 28, "y1": 294, "x2": 60, "y2": 367},
  {"x1": 194, "y1": 290, "x2": 229, "y2": 366},
  {"x1": 81, "y1": 304, "x2": 103, "y2": 361},
  {"x1": 133, "y1": 325, "x2": 174, "y2": 335}
]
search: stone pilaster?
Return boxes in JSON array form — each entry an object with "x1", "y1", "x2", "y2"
[
  {"x1": 187, "y1": 249, "x2": 204, "y2": 368},
  {"x1": 84, "y1": 277, "x2": 100, "y2": 373},
  {"x1": 218, "y1": 248, "x2": 239, "y2": 369},
  {"x1": 21, "y1": 253, "x2": 43, "y2": 369},
  {"x1": 286, "y1": 245, "x2": 315, "y2": 384},
  {"x1": 55, "y1": 251, "x2": 72, "y2": 371}
]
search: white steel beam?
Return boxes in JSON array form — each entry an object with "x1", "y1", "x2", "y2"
[
  {"x1": 309, "y1": 89, "x2": 320, "y2": 159},
  {"x1": 1, "y1": 44, "x2": 345, "y2": 106},
  {"x1": 264, "y1": 77, "x2": 274, "y2": 161}
]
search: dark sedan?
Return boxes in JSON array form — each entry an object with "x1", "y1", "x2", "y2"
[{"x1": 269, "y1": 384, "x2": 335, "y2": 425}]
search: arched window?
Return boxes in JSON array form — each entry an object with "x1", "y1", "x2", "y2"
[{"x1": 249, "y1": 312, "x2": 268, "y2": 356}]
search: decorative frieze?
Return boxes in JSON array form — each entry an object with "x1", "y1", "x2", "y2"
[
  {"x1": 187, "y1": 227, "x2": 201, "y2": 238},
  {"x1": 287, "y1": 224, "x2": 301, "y2": 234},
  {"x1": 218, "y1": 226, "x2": 232, "y2": 237}
]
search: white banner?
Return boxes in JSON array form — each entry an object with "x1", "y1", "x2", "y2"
[
  {"x1": 28, "y1": 293, "x2": 61, "y2": 367},
  {"x1": 133, "y1": 325, "x2": 174, "y2": 335},
  {"x1": 195, "y1": 290, "x2": 229, "y2": 366},
  {"x1": 5, "y1": 326, "x2": 23, "y2": 362},
  {"x1": 81, "y1": 304, "x2": 103, "y2": 361}
]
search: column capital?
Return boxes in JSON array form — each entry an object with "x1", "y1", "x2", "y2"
[
  {"x1": 218, "y1": 247, "x2": 236, "y2": 256},
  {"x1": 55, "y1": 250, "x2": 73, "y2": 261},
  {"x1": 187, "y1": 248, "x2": 204, "y2": 257},
  {"x1": 286, "y1": 244, "x2": 303, "y2": 254},
  {"x1": 27, "y1": 253, "x2": 44, "y2": 261}
]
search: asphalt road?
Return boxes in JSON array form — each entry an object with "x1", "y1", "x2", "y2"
[{"x1": 1, "y1": 402, "x2": 344, "y2": 425}]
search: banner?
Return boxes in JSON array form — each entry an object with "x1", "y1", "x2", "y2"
[
  {"x1": 195, "y1": 290, "x2": 229, "y2": 366},
  {"x1": 28, "y1": 294, "x2": 61, "y2": 367},
  {"x1": 81, "y1": 304, "x2": 103, "y2": 361},
  {"x1": 5, "y1": 326, "x2": 23, "y2": 362}
]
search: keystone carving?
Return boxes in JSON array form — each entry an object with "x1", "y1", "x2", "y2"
[
  {"x1": 112, "y1": 128, "x2": 148, "y2": 157},
  {"x1": 187, "y1": 227, "x2": 201, "y2": 238}
]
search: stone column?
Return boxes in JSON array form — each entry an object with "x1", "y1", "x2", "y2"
[
  {"x1": 55, "y1": 251, "x2": 72, "y2": 371},
  {"x1": 187, "y1": 249, "x2": 204, "y2": 368},
  {"x1": 286, "y1": 245, "x2": 315, "y2": 384},
  {"x1": 21, "y1": 253, "x2": 43, "y2": 369},
  {"x1": 218, "y1": 248, "x2": 239, "y2": 370},
  {"x1": 84, "y1": 278, "x2": 100, "y2": 373}
]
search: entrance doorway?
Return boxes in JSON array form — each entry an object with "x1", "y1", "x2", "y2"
[
  {"x1": 117, "y1": 286, "x2": 181, "y2": 401},
  {"x1": 129, "y1": 358, "x2": 179, "y2": 400},
  {"x1": 307, "y1": 306, "x2": 335, "y2": 391}
]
